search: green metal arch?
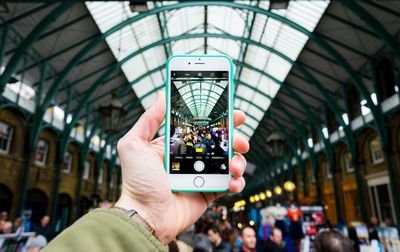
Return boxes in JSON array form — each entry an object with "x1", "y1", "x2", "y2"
[
  {"x1": 31, "y1": 0, "x2": 379, "y2": 138},
  {"x1": 0, "y1": 2, "x2": 74, "y2": 90},
  {"x1": 340, "y1": 0, "x2": 400, "y2": 59}
]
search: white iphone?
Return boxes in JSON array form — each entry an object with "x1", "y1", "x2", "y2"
[{"x1": 164, "y1": 55, "x2": 234, "y2": 192}]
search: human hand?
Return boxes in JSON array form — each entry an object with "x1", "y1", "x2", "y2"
[{"x1": 115, "y1": 93, "x2": 249, "y2": 244}]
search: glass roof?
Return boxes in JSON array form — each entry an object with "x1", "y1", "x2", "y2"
[{"x1": 86, "y1": 1, "x2": 329, "y2": 139}]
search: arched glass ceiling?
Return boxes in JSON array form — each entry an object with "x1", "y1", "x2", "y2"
[{"x1": 86, "y1": 1, "x2": 329, "y2": 139}]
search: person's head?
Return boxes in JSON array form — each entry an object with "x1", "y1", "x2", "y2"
[
  {"x1": 370, "y1": 216, "x2": 378, "y2": 226},
  {"x1": 207, "y1": 225, "x2": 222, "y2": 245},
  {"x1": 240, "y1": 226, "x2": 256, "y2": 250},
  {"x1": 206, "y1": 133, "x2": 211, "y2": 140},
  {"x1": 2, "y1": 221, "x2": 12, "y2": 234},
  {"x1": 269, "y1": 227, "x2": 282, "y2": 245},
  {"x1": 26, "y1": 235, "x2": 47, "y2": 252},
  {"x1": 14, "y1": 217, "x2": 22, "y2": 228},
  {"x1": 0, "y1": 211, "x2": 7, "y2": 221},
  {"x1": 194, "y1": 233, "x2": 213, "y2": 252},
  {"x1": 313, "y1": 230, "x2": 355, "y2": 252},
  {"x1": 384, "y1": 217, "x2": 393, "y2": 226},
  {"x1": 41, "y1": 215, "x2": 50, "y2": 227}
]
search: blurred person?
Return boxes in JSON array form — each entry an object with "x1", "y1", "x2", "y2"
[
  {"x1": 172, "y1": 133, "x2": 186, "y2": 154},
  {"x1": 42, "y1": 93, "x2": 249, "y2": 251},
  {"x1": 184, "y1": 134, "x2": 194, "y2": 155},
  {"x1": 383, "y1": 217, "x2": 395, "y2": 227},
  {"x1": 202, "y1": 133, "x2": 216, "y2": 154},
  {"x1": 368, "y1": 216, "x2": 379, "y2": 241},
  {"x1": 0, "y1": 211, "x2": 8, "y2": 234},
  {"x1": 313, "y1": 229, "x2": 355, "y2": 252},
  {"x1": 32, "y1": 215, "x2": 53, "y2": 241},
  {"x1": 239, "y1": 226, "x2": 257, "y2": 252},
  {"x1": 207, "y1": 225, "x2": 233, "y2": 252},
  {"x1": 194, "y1": 139, "x2": 207, "y2": 155},
  {"x1": 13, "y1": 217, "x2": 24, "y2": 234},
  {"x1": 263, "y1": 227, "x2": 286, "y2": 252},
  {"x1": 25, "y1": 235, "x2": 47, "y2": 252},
  {"x1": 193, "y1": 233, "x2": 213, "y2": 252},
  {"x1": 2, "y1": 221, "x2": 13, "y2": 234}
]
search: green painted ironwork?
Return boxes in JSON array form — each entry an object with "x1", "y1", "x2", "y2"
[
  {"x1": 74, "y1": 115, "x2": 100, "y2": 220},
  {"x1": 0, "y1": 2, "x2": 74, "y2": 92},
  {"x1": 0, "y1": 23, "x2": 8, "y2": 68}
]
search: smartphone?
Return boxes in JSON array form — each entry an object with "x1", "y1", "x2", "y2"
[{"x1": 165, "y1": 55, "x2": 234, "y2": 192}]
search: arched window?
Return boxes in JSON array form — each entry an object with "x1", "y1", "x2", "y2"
[
  {"x1": 369, "y1": 136, "x2": 384, "y2": 164},
  {"x1": 341, "y1": 150, "x2": 354, "y2": 172},
  {"x1": 0, "y1": 121, "x2": 13, "y2": 154}
]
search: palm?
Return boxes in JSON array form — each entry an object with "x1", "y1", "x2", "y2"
[
  {"x1": 120, "y1": 136, "x2": 217, "y2": 240},
  {"x1": 116, "y1": 93, "x2": 248, "y2": 244}
]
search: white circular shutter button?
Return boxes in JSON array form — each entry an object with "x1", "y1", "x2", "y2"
[{"x1": 194, "y1": 160, "x2": 205, "y2": 172}]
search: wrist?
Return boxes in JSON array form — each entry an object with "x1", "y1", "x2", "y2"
[{"x1": 115, "y1": 194, "x2": 158, "y2": 238}]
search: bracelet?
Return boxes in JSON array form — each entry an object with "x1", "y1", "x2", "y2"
[{"x1": 113, "y1": 206, "x2": 155, "y2": 236}]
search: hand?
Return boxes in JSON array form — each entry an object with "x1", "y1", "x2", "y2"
[{"x1": 115, "y1": 93, "x2": 249, "y2": 244}]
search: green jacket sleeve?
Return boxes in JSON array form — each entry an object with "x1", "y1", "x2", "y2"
[{"x1": 43, "y1": 208, "x2": 167, "y2": 252}]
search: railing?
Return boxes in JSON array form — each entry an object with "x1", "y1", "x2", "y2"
[{"x1": 0, "y1": 232, "x2": 35, "y2": 252}]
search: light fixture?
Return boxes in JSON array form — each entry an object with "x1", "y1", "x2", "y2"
[
  {"x1": 266, "y1": 129, "x2": 285, "y2": 158},
  {"x1": 249, "y1": 196, "x2": 255, "y2": 203},
  {"x1": 249, "y1": 220, "x2": 255, "y2": 226},
  {"x1": 98, "y1": 92, "x2": 126, "y2": 134},
  {"x1": 266, "y1": 190, "x2": 272, "y2": 198},
  {"x1": 274, "y1": 186, "x2": 282, "y2": 195},
  {"x1": 254, "y1": 195, "x2": 260, "y2": 202},
  {"x1": 129, "y1": 0, "x2": 148, "y2": 12},
  {"x1": 259, "y1": 192, "x2": 266, "y2": 200},
  {"x1": 284, "y1": 181, "x2": 296, "y2": 192}
]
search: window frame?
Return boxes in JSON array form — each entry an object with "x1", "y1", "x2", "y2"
[
  {"x1": 369, "y1": 137, "x2": 385, "y2": 165},
  {"x1": 342, "y1": 150, "x2": 354, "y2": 173},
  {"x1": 35, "y1": 139, "x2": 49, "y2": 166},
  {"x1": 0, "y1": 121, "x2": 14, "y2": 154},
  {"x1": 62, "y1": 151, "x2": 73, "y2": 174},
  {"x1": 83, "y1": 160, "x2": 91, "y2": 180}
]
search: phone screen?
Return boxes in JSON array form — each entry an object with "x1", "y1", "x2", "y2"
[{"x1": 169, "y1": 70, "x2": 229, "y2": 174}]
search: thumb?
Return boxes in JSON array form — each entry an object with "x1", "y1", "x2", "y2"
[{"x1": 125, "y1": 92, "x2": 166, "y2": 141}]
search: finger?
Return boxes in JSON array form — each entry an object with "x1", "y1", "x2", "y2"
[
  {"x1": 151, "y1": 136, "x2": 165, "y2": 144},
  {"x1": 233, "y1": 134, "x2": 249, "y2": 153},
  {"x1": 229, "y1": 153, "x2": 246, "y2": 177},
  {"x1": 228, "y1": 177, "x2": 246, "y2": 193},
  {"x1": 234, "y1": 110, "x2": 246, "y2": 128},
  {"x1": 125, "y1": 92, "x2": 165, "y2": 141}
]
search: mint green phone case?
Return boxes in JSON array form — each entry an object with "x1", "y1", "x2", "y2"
[{"x1": 164, "y1": 54, "x2": 235, "y2": 192}]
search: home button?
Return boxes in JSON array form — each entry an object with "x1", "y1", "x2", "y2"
[{"x1": 193, "y1": 176, "x2": 205, "y2": 188}]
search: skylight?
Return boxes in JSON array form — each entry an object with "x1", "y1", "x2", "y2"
[{"x1": 86, "y1": 1, "x2": 330, "y2": 139}]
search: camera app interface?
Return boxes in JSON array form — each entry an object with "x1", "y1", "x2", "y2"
[{"x1": 170, "y1": 71, "x2": 229, "y2": 174}]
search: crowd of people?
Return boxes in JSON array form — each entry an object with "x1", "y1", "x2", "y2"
[
  {"x1": 171, "y1": 126, "x2": 229, "y2": 155},
  {"x1": 0, "y1": 211, "x2": 52, "y2": 251},
  {"x1": 165, "y1": 214, "x2": 357, "y2": 252}
]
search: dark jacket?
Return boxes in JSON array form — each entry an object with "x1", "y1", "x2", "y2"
[{"x1": 263, "y1": 239, "x2": 286, "y2": 252}]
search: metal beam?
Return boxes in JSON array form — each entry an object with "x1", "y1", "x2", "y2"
[
  {"x1": 340, "y1": 0, "x2": 400, "y2": 59},
  {"x1": 0, "y1": 2, "x2": 74, "y2": 92},
  {"x1": 0, "y1": 3, "x2": 55, "y2": 29}
]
